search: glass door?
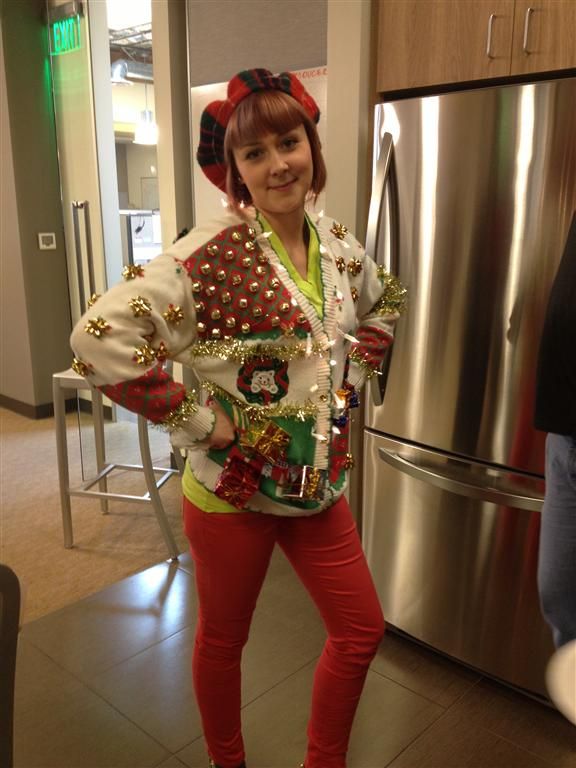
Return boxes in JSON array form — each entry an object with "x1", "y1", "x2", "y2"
[
  {"x1": 48, "y1": 0, "x2": 172, "y2": 476},
  {"x1": 48, "y1": 0, "x2": 122, "y2": 324}
]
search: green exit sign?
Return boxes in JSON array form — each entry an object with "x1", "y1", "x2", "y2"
[{"x1": 50, "y1": 15, "x2": 81, "y2": 55}]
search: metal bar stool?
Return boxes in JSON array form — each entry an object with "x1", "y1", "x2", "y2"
[{"x1": 52, "y1": 367, "x2": 180, "y2": 561}]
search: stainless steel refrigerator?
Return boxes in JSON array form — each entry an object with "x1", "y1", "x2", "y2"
[{"x1": 362, "y1": 76, "x2": 576, "y2": 697}]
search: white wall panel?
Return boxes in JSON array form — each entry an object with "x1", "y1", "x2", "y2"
[{"x1": 186, "y1": 0, "x2": 327, "y2": 87}]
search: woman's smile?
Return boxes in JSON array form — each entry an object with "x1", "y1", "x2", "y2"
[
  {"x1": 269, "y1": 178, "x2": 296, "y2": 191},
  {"x1": 232, "y1": 124, "x2": 313, "y2": 218}
]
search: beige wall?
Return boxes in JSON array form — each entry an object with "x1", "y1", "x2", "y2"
[
  {"x1": 112, "y1": 80, "x2": 156, "y2": 130},
  {"x1": 115, "y1": 143, "x2": 130, "y2": 208},
  {"x1": 154, "y1": 0, "x2": 194, "y2": 249},
  {"x1": 115, "y1": 143, "x2": 159, "y2": 211},
  {"x1": 325, "y1": 0, "x2": 374, "y2": 236},
  {"x1": 125, "y1": 143, "x2": 158, "y2": 210},
  {"x1": 1, "y1": 0, "x2": 72, "y2": 412}
]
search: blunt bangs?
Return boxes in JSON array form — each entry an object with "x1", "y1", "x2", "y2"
[
  {"x1": 224, "y1": 90, "x2": 327, "y2": 211},
  {"x1": 225, "y1": 90, "x2": 307, "y2": 150}
]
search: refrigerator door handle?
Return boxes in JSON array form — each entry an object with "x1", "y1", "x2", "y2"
[
  {"x1": 366, "y1": 131, "x2": 398, "y2": 271},
  {"x1": 378, "y1": 447, "x2": 544, "y2": 512},
  {"x1": 366, "y1": 130, "x2": 399, "y2": 406}
]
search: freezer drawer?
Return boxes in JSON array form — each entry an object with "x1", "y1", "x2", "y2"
[{"x1": 362, "y1": 430, "x2": 553, "y2": 696}]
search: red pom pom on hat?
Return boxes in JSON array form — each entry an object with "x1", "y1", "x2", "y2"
[{"x1": 197, "y1": 68, "x2": 320, "y2": 192}]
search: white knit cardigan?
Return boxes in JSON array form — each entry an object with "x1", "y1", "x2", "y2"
[{"x1": 70, "y1": 209, "x2": 403, "y2": 516}]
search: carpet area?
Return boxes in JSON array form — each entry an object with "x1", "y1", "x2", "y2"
[{"x1": 0, "y1": 406, "x2": 188, "y2": 623}]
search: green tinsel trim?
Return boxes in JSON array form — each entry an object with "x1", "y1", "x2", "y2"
[
  {"x1": 202, "y1": 381, "x2": 318, "y2": 422},
  {"x1": 374, "y1": 268, "x2": 408, "y2": 315},
  {"x1": 159, "y1": 391, "x2": 199, "y2": 431}
]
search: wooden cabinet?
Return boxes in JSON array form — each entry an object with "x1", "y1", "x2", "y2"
[
  {"x1": 376, "y1": 1, "x2": 514, "y2": 91},
  {"x1": 511, "y1": 1, "x2": 576, "y2": 75},
  {"x1": 376, "y1": 0, "x2": 576, "y2": 92}
]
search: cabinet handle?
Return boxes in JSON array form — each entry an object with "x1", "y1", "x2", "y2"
[
  {"x1": 486, "y1": 13, "x2": 496, "y2": 58},
  {"x1": 522, "y1": 7, "x2": 534, "y2": 54}
]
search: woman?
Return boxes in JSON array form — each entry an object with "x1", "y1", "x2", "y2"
[{"x1": 70, "y1": 69, "x2": 406, "y2": 768}]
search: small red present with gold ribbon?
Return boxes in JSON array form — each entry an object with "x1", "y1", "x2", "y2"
[{"x1": 214, "y1": 452, "x2": 263, "y2": 508}]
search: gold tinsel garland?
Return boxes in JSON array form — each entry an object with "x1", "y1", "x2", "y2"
[
  {"x1": 189, "y1": 338, "x2": 327, "y2": 364},
  {"x1": 159, "y1": 391, "x2": 199, "y2": 431},
  {"x1": 348, "y1": 348, "x2": 380, "y2": 379},
  {"x1": 202, "y1": 381, "x2": 318, "y2": 422},
  {"x1": 374, "y1": 268, "x2": 408, "y2": 315}
]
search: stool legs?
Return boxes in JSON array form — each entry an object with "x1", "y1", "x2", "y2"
[
  {"x1": 53, "y1": 369, "x2": 180, "y2": 559},
  {"x1": 53, "y1": 376, "x2": 74, "y2": 549},
  {"x1": 138, "y1": 416, "x2": 179, "y2": 561},
  {"x1": 91, "y1": 390, "x2": 109, "y2": 514}
]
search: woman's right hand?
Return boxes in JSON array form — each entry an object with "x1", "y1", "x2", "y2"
[{"x1": 207, "y1": 400, "x2": 236, "y2": 449}]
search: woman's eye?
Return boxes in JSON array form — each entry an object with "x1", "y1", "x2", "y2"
[
  {"x1": 282, "y1": 138, "x2": 297, "y2": 149},
  {"x1": 245, "y1": 148, "x2": 262, "y2": 160}
]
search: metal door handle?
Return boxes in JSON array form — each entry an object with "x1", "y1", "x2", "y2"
[
  {"x1": 366, "y1": 130, "x2": 399, "y2": 406},
  {"x1": 522, "y1": 7, "x2": 534, "y2": 54},
  {"x1": 486, "y1": 14, "x2": 496, "y2": 58},
  {"x1": 72, "y1": 200, "x2": 96, "y2": 314},
  {"x1": 378, "y1": 447, "x2": 544, "y2": 512},
  {"x1": 366, "y1": 131, "x2": 397, "y2": 268}
]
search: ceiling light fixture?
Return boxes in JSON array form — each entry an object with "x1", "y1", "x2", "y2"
[{"x1": 133, "y1": 83, "x2": 158, "y2": 145}]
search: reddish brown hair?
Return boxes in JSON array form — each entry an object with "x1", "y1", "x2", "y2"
[{"x1": 223, "y1": 90, "x2": 326, "y2": 212}]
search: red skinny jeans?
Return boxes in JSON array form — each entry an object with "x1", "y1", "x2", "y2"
[{"x1": 183, "y1": 495, "x2": 385, "y2": 768}]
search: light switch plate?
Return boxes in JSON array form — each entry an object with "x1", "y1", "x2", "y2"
[{"x1": 38, "y1": 232, "x2": 57, "y2": 250}]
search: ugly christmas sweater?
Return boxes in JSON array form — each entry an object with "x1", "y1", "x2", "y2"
[{"x1": 70, "y1": 210, "x2": 405, "y2": 516}]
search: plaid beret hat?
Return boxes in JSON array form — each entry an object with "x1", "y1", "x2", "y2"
[{"x1": 197, "y1": 68, "x2": 320, "y2": 192}]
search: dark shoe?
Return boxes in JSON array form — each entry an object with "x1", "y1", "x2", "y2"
[{"x1": 209, "y1": 761, "x2": 246, "y2": 768}]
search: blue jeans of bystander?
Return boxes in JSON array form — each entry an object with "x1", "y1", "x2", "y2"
[{"x1": 538, "y1": 433, "x2": 576, "y2": 648}]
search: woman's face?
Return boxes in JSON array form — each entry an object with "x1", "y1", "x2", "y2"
[{"x1": 232, "y1": 124, "x2": 313, "y2": 219}]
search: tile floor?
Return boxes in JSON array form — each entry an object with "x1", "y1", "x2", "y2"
[{"x1": 14, "y1": 548, "x2": 576, "y2": 768}]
